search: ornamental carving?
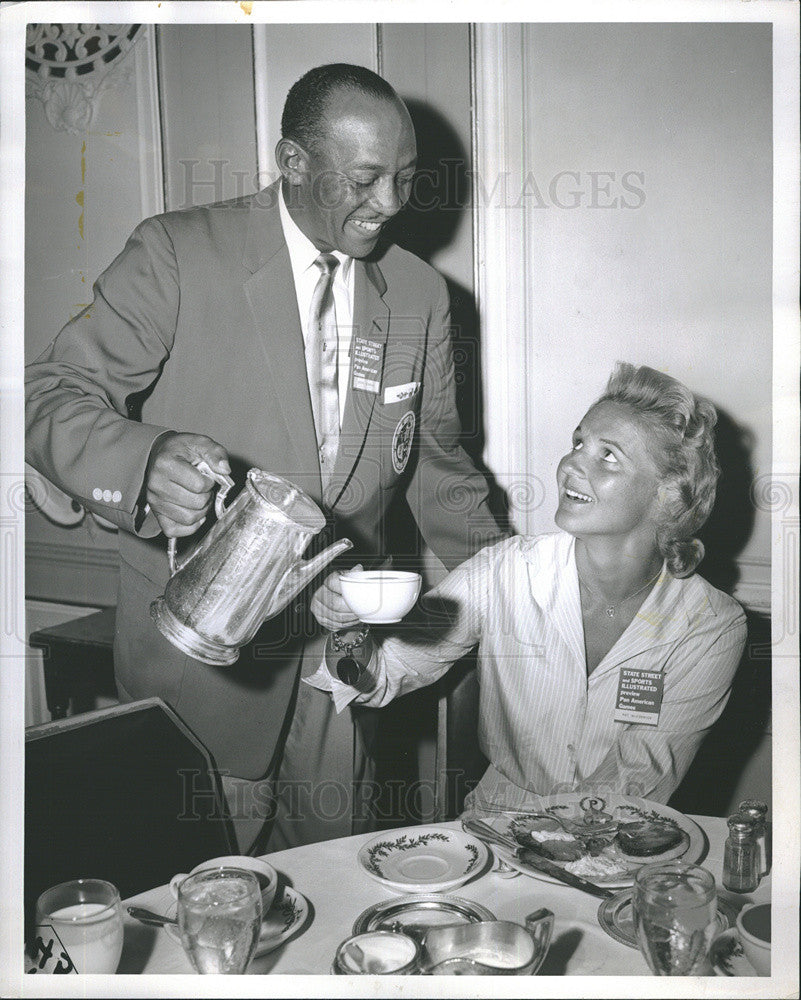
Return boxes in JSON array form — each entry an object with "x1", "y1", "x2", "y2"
[{"x1": 26, "y1": 23, "x2": 144, "y2": 135}]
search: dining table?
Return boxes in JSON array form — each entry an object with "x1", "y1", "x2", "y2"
[{"x1": 117, "y1": 813, "x2": 770, "y2": 976}]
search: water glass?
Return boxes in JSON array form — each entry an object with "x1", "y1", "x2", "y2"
[
  {"x1": 177, "y1": 867, "x2": 262, "y2": 974},
  {"x1": 633, "y1": 862, "x2": 717, "y2": 975},
  {"x1": 32, "y1": 878, "x2": 123, "y2": 974}
]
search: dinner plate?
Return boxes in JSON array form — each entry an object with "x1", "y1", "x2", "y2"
[
  {"x1": 357, "y1": 825, "x2": 490, "y2": 894},
  {"x1": 597, "y1": 889, "x2": 739, "y2": 949},
  {"x1": 463, "y1": 792, "x2": 706, "y2": 888},
  {"x1": 353, "y1": 893, "x2": 496, "y2": 936},
  {"x1": 709, "y1": 928, "x2": 759, "y2": 977},
  {"x1": 164, "y1": 885, "x2": 308, "y2": 958}
]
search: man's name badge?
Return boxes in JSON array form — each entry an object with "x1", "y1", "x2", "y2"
[
  {"x1": 613, "y1": 667, "x2": 664, "y2": 726},
  {"x1": 351, "y1": 337, "x2": 384, "y2": 394}
]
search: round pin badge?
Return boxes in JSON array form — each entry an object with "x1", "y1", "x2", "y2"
[{"x1": 392, "y1": 411, "x2": 416, "y2": 474}]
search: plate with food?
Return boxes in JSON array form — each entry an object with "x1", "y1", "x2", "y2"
[{"x1": 464, "y1": 793, "x2": 706, "y2": 888}]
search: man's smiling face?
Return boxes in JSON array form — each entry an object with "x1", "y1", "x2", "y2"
[{"x1": 285, "y1": 88, "x2": 417, "y2": 259}]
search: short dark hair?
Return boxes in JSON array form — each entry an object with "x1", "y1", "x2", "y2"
[{"x1": 281, "y1": 63, "x2": 400, "y2": 152}]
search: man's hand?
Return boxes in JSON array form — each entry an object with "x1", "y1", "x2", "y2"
[
  {"x1": 144, "y1": 432, "x2": 231, "y2": 538},
  {"x1": 310, "y1": 567, "x2": 362, "y2": 632}
]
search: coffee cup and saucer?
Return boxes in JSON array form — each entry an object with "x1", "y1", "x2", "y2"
[
  {"x1": 166, "y1": 856, "x2": 309, "y2": 957},
  {"x1": 709, "y1": 902, "x2": 770, "y2": 977}
]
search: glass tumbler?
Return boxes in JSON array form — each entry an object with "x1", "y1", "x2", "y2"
[
  {"x1": 633, "y1": 862, "x2": 717, "y2": 976},
  {"x1": 33, "y1": 878, "x2": 123, "y2": 974},
  {"x1": 177, "y1": 867, "x2": 262, "y2": 974}
]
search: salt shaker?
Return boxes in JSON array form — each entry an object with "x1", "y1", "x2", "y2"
[
  {"x1": 738, "y1": 799, "x2": 769, "y2": 877},
  {"x1": 722, "y1": 815, "x2": 760, "y2": 893}
]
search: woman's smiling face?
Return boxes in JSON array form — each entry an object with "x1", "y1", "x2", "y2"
[{"x1": 555, "y1": 400, "x2": 665, "y2": 543}]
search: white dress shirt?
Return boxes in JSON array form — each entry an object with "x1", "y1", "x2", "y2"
[
  {"x1": 278, "y1": 187, "x2": 354, "y2": 425},
  {"x1": 306, "y1": 531, "x2": 748, "y2": 809}
]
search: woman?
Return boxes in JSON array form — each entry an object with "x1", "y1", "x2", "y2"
[{"x1": 308, "y1": 364, "x2": 747, "y2": 810}]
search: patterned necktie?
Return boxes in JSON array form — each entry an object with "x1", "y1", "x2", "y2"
[{"x1": 306, "y1": 253, "x2": 340, "y2": 488}]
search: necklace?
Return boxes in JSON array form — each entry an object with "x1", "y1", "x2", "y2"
[{"x1": 579, "y1": 572, "x2": 659, "y2": 619}]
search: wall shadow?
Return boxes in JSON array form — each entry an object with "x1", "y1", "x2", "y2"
[
  {"x1": 371, "y1": 101, "x2": 511, "y2": 827},
  {"x1": 386, "y1": 98, "x2": 511, "y2": 532},
  {"x1": 698, "y1": 406, "x2": 758, "y2": 596},
  {"x1": 671, "y1": 405, "x2": 771, "y2": 815}
]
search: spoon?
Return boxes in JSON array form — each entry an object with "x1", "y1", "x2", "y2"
[{"x1": 126, "y1": 905, "x2": 177, "y2": 927}]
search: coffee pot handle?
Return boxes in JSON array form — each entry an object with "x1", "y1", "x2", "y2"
[{"x1": 167, "y1": 460, "x2": 236, "y2": 575}]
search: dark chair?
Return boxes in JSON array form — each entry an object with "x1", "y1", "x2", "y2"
[
  {"x1": 25, "y1": 697, "x2": 235, "y2": 940},
  {"x1": 435, "y1": 657, "x2": 488, "y2": 820},
  {"x1": 669, "y1": 609, "x2": 772, "y2": 816}
]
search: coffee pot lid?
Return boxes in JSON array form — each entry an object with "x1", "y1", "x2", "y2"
[{"x1": 247, "y1": 470, "x2": 326, "y2": 533}]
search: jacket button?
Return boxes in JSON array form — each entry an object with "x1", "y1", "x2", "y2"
[{"x1": 92, "y1": 488, "x2": 102, "y2": 501}]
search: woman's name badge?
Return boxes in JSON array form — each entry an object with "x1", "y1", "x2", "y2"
[
  {"x1": 351, "y1": 337, "x2": 384, "y2": 394},
  {"x1": 613, "y1": 667, "x2": 664, "y2": 726}
]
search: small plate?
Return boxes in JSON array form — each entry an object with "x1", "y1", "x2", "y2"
[
  {"x1": 466, "y1": 792, "x2": 705, "y2": 888},
  {"x1": 353, "y1": 893, "x2": 496, "y2": 936},
  {"x1": 597, "y1": 890, "x2": 739, "y2": 949},
  {"x1": 165, "y1": 885, "x2": 308, "y2": 958},
  {"x1": 709, "y1": 928, "x2": 759, "y2": 977},
  {"x1": 357, "y1": 825, "x2": 489, "y2": 894}
]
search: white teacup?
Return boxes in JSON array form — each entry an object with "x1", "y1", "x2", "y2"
[
  {"x1": 170, "y1": 856, "x2": 278, "y2": 912},
  {"x1": 736, "y1": 902, "x2": 770, "y2": 976},
  {"x1": 339, "y1": 570, "x2": 422, "y2": 623}
]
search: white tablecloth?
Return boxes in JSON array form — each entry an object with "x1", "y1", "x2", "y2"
[{"x1": 118, "y1": 815, "x2": 770, "y2": 976}]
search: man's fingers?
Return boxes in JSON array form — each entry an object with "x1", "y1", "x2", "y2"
[
  {"x1": 149, "y1": 433, "x2": 231, "y2": 494},
  {"x1": 147, "y1": 476, "x2": 214, "y2": 512},
  {"x1": 149, "y1": 493, "x2": 212, "y2": 527},
  {"x1": 155, "y1": 511, "x2": 207, "y2": 539},
  {"x1": 185, "y1": 437, "x2": 231, "y2": 478}
]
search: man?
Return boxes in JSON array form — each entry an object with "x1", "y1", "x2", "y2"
[{"x1": 25, "y1": 64, "x2": 502, "y2": 851}]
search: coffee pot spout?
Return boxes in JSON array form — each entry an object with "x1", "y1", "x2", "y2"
[{"x1": 265, "y1": 537, "x2": 353, "y2": 619}]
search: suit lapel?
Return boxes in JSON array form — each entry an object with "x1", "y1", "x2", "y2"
[
  {"x1": 326, "y1": 259, "x2": 389, "y2": 506},
  {"x1": 242, "y1": 186, "x2": 321, "y2": 494}
]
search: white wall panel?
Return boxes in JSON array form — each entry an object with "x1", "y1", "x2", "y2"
[
  {"x1": 252, "y1": 23, "x2": 377, "y2": 184},
  {"x1": 474, "y1": 23, "x2": 773, "y2": 611}
]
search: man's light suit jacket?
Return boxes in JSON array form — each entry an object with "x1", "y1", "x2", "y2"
[{"x1": 26, "y1": 183, "x2": 501, "y2": 779}]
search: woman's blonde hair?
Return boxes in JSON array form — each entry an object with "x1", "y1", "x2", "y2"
[{"x1": 598, "y1": 363, "x2": 720, "y2": 578}]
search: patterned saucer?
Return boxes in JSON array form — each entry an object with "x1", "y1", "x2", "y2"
[
  {"x1": 709, "y1": 928, "x2": 759, "y2": 977},
  {"x1": 597, "y1": 889, "x2": 738, "y2": 949},
  {"x1": 357, "y1": 825, "x2": 489, "y2": 894},
  {"x1": 165, "y1": 885, "x2": 308, "y2": 957}
]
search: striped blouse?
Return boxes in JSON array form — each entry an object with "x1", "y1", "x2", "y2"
[{"x1": 306, "y1": 531, "x2": 748, "y2": 810}]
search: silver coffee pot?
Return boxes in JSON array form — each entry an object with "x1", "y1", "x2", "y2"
[{"x1": 151, "y1": 464, "x2": 351, "y2": 665}]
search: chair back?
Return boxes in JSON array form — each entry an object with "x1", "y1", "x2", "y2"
[
  {"x1": 25, "y1": 698, "x2": 234, "y2": 938},
  {"x1": 435, "y1": 657, "x2": 489, "y2": 820}
]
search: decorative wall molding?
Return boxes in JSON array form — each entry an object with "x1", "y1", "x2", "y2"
[
  {"x1": 26, "y1": 540, "x2": 119, "y2": 607},
  {"x1": 731, "y1": 558, "x2": 772, "y2": 614},
  {"x1": 133, "y1": 24, "x2": 164, "y2": 219},
  {"x1": 472, "y1": 23, "x2": 533, "y2": 534},
  {"x1": 26, "y1": 23, "x2": 144, "y2": 134}
]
